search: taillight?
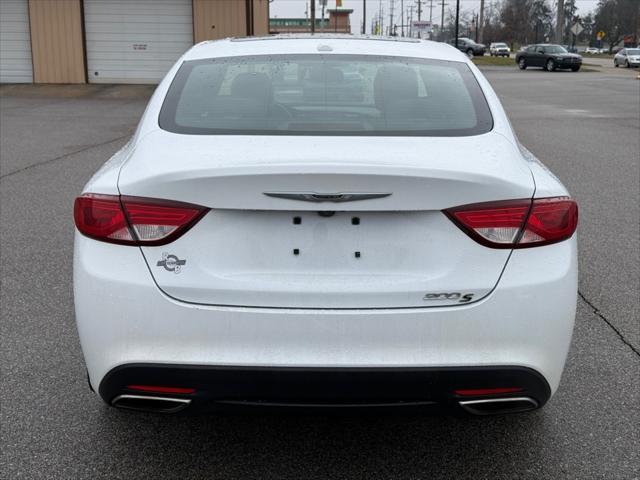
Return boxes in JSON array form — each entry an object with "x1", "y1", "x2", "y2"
[
  {"x1": 74, "y1": 194, "x2": 208, "y2": 246},
  {"x1": 445, "y1": 197, "x2": 578, "y2": 248}
]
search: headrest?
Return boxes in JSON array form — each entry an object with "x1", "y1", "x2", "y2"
[
  {"x1": 230, "y1": 72, "x2": 272, "y2": 102},
  {"x1": 309, "y1": 65, "x2": 345, "y2": 83},
  {"x1": 373, "y1": 65, "x2": 419, "y2": 108}
]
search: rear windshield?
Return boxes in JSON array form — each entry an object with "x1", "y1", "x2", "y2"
[{"x1": 159, "y1": 54, "x2": 493, "y2": 136}]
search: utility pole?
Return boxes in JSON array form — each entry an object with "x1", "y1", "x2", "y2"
[
  {"x1": 310, "y1": 0, "x2": 316, "y2": 33},
  {"x1": 454, "y1": 0, "x2": 460, "y2": 48},
  {"x1": 478, "y1": 0, "x2": 485, "y2": 44},
  {"x1": 417, "y1": 0, "x2": 422, "y2": 21},
  {"x1": 401, "y1": 0, "x2": 405, "y2": 36},
  {"x1": 389, "y1": 0, "x2": 395, "y2": 36},
  {"x1": 362, "y1": 0, "x2": 366, "y2": 34},
  {"x1": 556, "y1": 0, "x2": 564, "y2": 44},
  {"x1": 408, "y1": 5, "x2": 414, "y2": 36},
  {"x1": 440, "y1": 0, "x2": 448, "y2": 41},
  {"x1": 428, "y1": 0, "x2": 434, "y2": 39}
]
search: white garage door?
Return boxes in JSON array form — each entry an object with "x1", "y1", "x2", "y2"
[
  {"x1": 84, "y1": 0, "x2": 193, "y2": 84},
  {"x1": 0, "y1": 0, "x2": 33, "y2": 83}
]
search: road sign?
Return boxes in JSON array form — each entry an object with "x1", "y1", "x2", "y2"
[
  {"x1": 597, "y1": 30, "x2": 606, "y2": 40},
  {"x1": 570, "y1": 23, "x2": 583, "y2": 36},
  {"x1": 412, "y1": 20, "x2": 432, "y2": 37}
]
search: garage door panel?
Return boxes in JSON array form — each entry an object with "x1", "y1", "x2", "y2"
[
  {"x1": 0, "y1": 0, "x2": 33, "y2": 83},
  {"x1": 84, "y1": 0, "x2": 193, "y2": 84},
  {"x1": 84, "y1": 21, "x2": 192, "y2": 34},
  {"x1": 85, "y1": 40, "x2": 193, "y2": 50}
]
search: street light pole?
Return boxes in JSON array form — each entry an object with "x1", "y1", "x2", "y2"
[
  {"x1": 454, "y1": 0, "x2": 460, "y2": 48},
  {"x1": 478, "y1": 0, "x2": 484, "y2": 44},
  {"x1": 440, "y1": 0, "x2": 447, "y2": 41},
  {"x1": 362, "y1": 0, "x2": 366, "y2": 34},
  {"x1": 310, "y1": 0, "x2": 316, "y2": 33}
]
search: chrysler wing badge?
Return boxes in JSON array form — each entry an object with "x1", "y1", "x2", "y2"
[{"x1": 263, "y1": 192, "x2": 392, "y2": 203}]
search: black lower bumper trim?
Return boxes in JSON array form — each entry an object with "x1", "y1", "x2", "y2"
[{"x1": 98, "y1": 364, "x2": 551, "y2": 412}]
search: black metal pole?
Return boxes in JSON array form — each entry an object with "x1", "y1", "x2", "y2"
[
  {"x1": 454, "y1": 0, "x2": 460, "y2": 48},
  {"x1": 362, "y1": 0, "x2": 366, "y2": 34},
  {"x1": 310, "y1": 0, "x2": 316, "y2": 33}
]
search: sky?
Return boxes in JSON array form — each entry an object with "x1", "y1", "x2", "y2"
[{"x1": 270, "y1": 0, "x2": 601, "y2": 33}]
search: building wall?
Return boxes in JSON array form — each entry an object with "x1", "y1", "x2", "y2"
[
  {"x1": 193, "y1": 0, "x2": 247, "y2": 42},
  {"x1": 252, "y1": 0, "x2": 270, "y2": 36},
  {"x1": 1, "y1": 0, "x2": 269, "y2": 84},
  {"x1": 28, "y1": 0, "x2": 86, "y2": 83}
]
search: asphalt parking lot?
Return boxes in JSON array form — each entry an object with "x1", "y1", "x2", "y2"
[{"x1": 1, "y1": 66, "x2": 638, "y2": 479}]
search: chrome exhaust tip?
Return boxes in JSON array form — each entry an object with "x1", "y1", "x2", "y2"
[
  {"x1": 459, "y1": 396, "x2": 539, "y2": 415},
  {"x1": 111, "y1": 394, "x2": 191, "y2": 413}
]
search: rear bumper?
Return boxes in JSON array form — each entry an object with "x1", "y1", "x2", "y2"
[
  {"x1": 100, "y1": 364, "x2": 550, "y2": 412},
  {"x1": 74, "y1": 232, "x2": 577, "y2": 405}
]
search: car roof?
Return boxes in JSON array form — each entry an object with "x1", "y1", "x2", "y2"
[{"x1": 183, "y1": 34, "x2": 467, "y2": 62}]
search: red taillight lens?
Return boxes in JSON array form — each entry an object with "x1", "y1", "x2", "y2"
[
  {"x1": 445, "y1": 197, "x2": 578, "y2": 248},
  {"x1": 74, "y1": 194, "x2": 207, "y2": 246},
  {"x1": 74, "y1": 194, "x2": 134, "y2": 243}
]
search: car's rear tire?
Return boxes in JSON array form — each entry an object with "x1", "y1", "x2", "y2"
[
  {"x1": 546, "y1": 59, "x2": 556, "y2": 72},
  {"x1": 518, "y1": 58, "x2": 527, "y2": 70},
  {"x1": 466, "y1": 49, "x2": 474, "y2": 59},
  {"x1": 625, "y1": 60, "x2": 630, "y2": 68},
  {"x1": 614, "y1": 60, "x2": 619, "y2": 67},
  {"x1": 571, "y1": 66, "x2": 580, "y2": 72}
]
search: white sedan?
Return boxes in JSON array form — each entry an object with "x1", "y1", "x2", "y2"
[
  {"x1": 614, "y1": 48, "x2": 640, "y2": 67},
  {"x1": 74, "y1": 35, "x2": 578, "y2": 415}
]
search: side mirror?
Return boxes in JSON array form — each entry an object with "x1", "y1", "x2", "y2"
[{"x1": 539, "y1": 49, "x2": 545, "y2": 54}]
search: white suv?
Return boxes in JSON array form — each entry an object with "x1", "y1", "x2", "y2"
[{"x1": 490, "y1": 42, "x2": 511, "y2": 57}]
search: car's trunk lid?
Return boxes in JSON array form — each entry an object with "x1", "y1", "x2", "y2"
[{"x1": 118, "y1": 131, "x2": 534, "y2": 308}]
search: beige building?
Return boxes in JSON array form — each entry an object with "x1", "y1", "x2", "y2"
[{"x1": 0, "y1": 0, "x2": 269, "y2": 84}]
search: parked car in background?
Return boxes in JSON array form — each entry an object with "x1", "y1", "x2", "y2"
[
  {"x1": 614, "y1": 48, "x2": 640, "y2": 67},
  {"x1": 489, "y1": 42, "x2": 511, "y2": 57},
  {"x1": 585, "y1": 47, "x2": 600, "y2": 54},
  {"x1": 449, "y1": 38, "x2": 486, "y2": 57},
  {"x1": 515, "y1": 44, "x2": 582, "y2": 72}
]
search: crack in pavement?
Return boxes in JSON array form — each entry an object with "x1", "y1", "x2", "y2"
[
  {"x1": 579, "y1": 290, "x2": 640, "y2": 357},
  {"x1": 0, "y1": 134, "x2": 130, "y2": 180}
]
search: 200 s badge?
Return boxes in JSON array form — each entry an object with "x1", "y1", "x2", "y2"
[{"x1": 423, "y1": 292, "x2": 475, "y2": 303}]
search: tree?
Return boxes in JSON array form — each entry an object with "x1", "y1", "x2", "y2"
[
  {"x1": 562, "y1": 0, "x2": 578, "y2": 41},
  {"x1": 594, "y1": 0, "x2": 640, "y2": 52},
  {"x1": 555, "y1": 0, "x2": 564, "y2": 43},
  {"x1": 576, "y1": 12, "x2": 595, "y2": 44},
  {"x1": 500, "y1": 0, "x2": 531, "y2": 44}
]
